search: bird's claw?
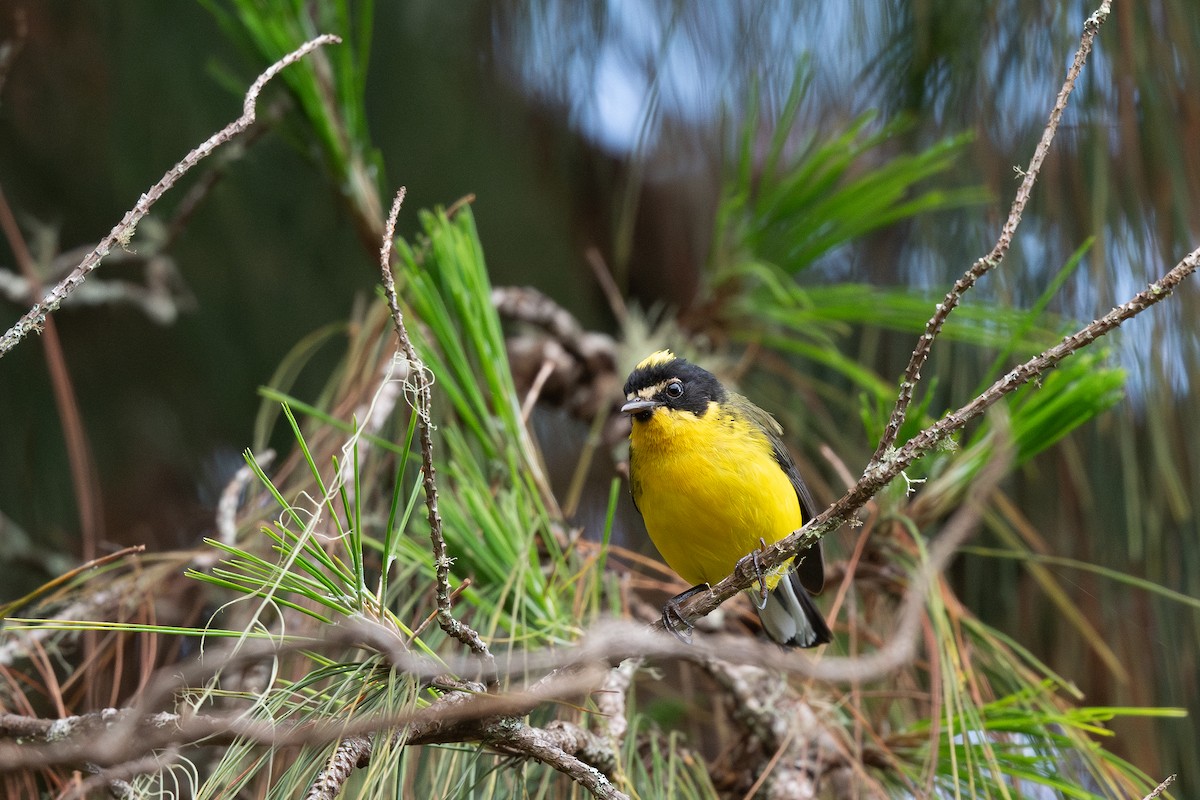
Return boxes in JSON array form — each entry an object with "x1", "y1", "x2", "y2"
[
  {"x1": 661, "y1": 583, "x2": 710, "y2": 645},
  {"x1": 736, "y1": 539, "x2": 771, "y2": 610},
  {"x1": 662, "y1": 602, "x2": 695, "y2": 645}
]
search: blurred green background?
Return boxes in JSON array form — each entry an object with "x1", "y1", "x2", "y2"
[{"x1": 1, "y1": 0, "x2": 1197, "y2": 791}]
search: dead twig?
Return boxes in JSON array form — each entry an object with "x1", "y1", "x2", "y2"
[
  {"x1": 0, "y1": 667, "x2": 626, "y2": 799},
  {"x1": 0, "y1": 34, "x2": 342, "y2": 359},
  {"x1": 871, "y1": 0, "x2": 1113, "y2": 462},
  {"x1": 378, "y1": 188, "x2": 495, "y2": 670},
  {"x1": 1142, "y1": 774, "x2": 1176, "y2": 800},
  {"x1": 669, "y1": 242, "x2": 1199, "y2": 635},
  {"x1": 307, "y1": 189, "x2": 632, "y2": 800},
  {"x1": 663, "y1": 1, "x2": 1200, "y2": 637}
]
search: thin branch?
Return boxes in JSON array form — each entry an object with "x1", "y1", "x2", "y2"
[
  {"x1": 0, "y1": 34, "x2": 342, "y2": 359},
  {"x1": 0, "y1": 668, "x2": 617, "y2": 778},
  {"x1": 378, "y1": 189, "x2": 496, "y2": 669},
  {"x1": 668, "y1": 243, "x2": 1200, "y2": 634},
  {"x1": 1142, "y1": 774, "x2": 1176, "y2": 800},
  {"x1": 871, "y1": 0, "x2": 1112, "y2": 462}
]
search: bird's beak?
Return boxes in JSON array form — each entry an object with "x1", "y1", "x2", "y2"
[{"x1": 621, "y1": 398, "x2": 660, "y2": 417}]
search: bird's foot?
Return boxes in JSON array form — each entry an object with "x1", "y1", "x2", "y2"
[
  {"x1": 662, "y1": 583, "x2": 710, "y2": 645},
  {"x1": 735, "y1": 539, "x2": 771, "y2": 610}
]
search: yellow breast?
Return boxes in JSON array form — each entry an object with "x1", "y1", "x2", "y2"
[{"x1": 629, "y1": 402, "x2": 802, "y2": 586}]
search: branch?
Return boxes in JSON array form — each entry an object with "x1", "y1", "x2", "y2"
[
  {"x1": 0, "y1": 34, "x2": 342, "y2": 359},
  {"x1": 871, "y1": 0, "x2": 1112, "y2": 461},
  {"x1": 491, "y1": 721, "x2": 627, "y2": 800},
  {"x1": 1, "y1": 667, "x2": 628, "y2": 799},
  {"x1": 1143, "y1": 774, "x2": 1176, "y2": 800},
  {"x1": 306, "y1": 188, "x2": 510, "y2": 800},
  {"x1": 378, "y1": 188, "x2": 495, "y2": 669},
  {"x1": 668, "y1": 243, "x2": 1200, "y2": 634},
  {"x1": 658, "y1": 0, "x2": 1199, "y2": 636}
]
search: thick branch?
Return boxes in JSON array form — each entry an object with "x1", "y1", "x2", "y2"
[
  {"x1": 1, "y1": 668, "x2": 626, "y2": 799},
  {"x1": 491, "y1": 721, "x2": 626, "y2": 800}
]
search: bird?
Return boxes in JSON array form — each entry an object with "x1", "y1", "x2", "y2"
[{"x1": 621, "y1": 349, "x2": 831, "y2": 647}]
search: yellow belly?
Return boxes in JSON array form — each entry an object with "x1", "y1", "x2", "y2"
[{"x1": 629, "y1": 404, "x2": 802, "y2": 587}]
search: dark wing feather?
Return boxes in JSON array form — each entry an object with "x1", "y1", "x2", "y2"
[{"x1": 732, "y1": 394, "x2": 826, "y2": 595}]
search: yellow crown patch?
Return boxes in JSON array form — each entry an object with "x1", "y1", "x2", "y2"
[{"x1": 636, "y1": 349, "x2": 677, "y2": 369}]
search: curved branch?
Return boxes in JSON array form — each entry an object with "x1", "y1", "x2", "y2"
[{"x1": 0, "y1": 34, "x2": 342, "y2": 359}]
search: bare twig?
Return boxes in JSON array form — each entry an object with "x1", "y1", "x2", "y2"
[
  {"x1": 305, "y1": 185, "x2": 526, "y2": 800},
  {"x1": 0, "y1": 34, "x2": 342, "y2": 359},
  {"x1": 669, "y1": 242, "x2": 1200, "y2": 634},
  {"x1": 378, "y1": 188, "x2": 495, "y2": 669},
  {"x1": 871, "y1": 0, "x2": 1112, "y2": 462},
  {"x1": 1142, "y1": 774, "x2": 1176, "y2": 800},
  {"x1": 212, "y1": 450, "x2": 275, "y2": 551},
  {"x1": 0, "y1": 668, "x2": 623, "y2": 791}
]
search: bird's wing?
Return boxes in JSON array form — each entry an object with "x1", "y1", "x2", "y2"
[{"x1": 733, "y1": 394, "x2": 827, "y2": 595}]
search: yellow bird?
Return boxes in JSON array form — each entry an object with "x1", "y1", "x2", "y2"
[{"x1": 622, "y1": 350, "x2": 831, "y2": 647}]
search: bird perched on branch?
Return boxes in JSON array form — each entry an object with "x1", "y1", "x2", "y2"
[{"x1": 622, "y1": 350, "x2": 831, "y2": 647}]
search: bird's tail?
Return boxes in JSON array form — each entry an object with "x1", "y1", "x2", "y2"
[{"x1": 756, "y1": 568, "x2": 832, "y2": 648}]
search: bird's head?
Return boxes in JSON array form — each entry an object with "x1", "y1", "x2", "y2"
[{"x1": 621, "y1": 350, "x2": 726, "y2": 422}]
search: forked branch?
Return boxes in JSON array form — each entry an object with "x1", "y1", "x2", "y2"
[
  {"x1": 871, "y1": 0, "x2": 1113, "y2": 462},
  {"x1": 664, "y1": 0, "x2": 1199, "y2": 635}
]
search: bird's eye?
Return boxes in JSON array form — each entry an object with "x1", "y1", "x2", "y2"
[{"x1": 664, "y1": 381, "x2": 684, "y2": 399}]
